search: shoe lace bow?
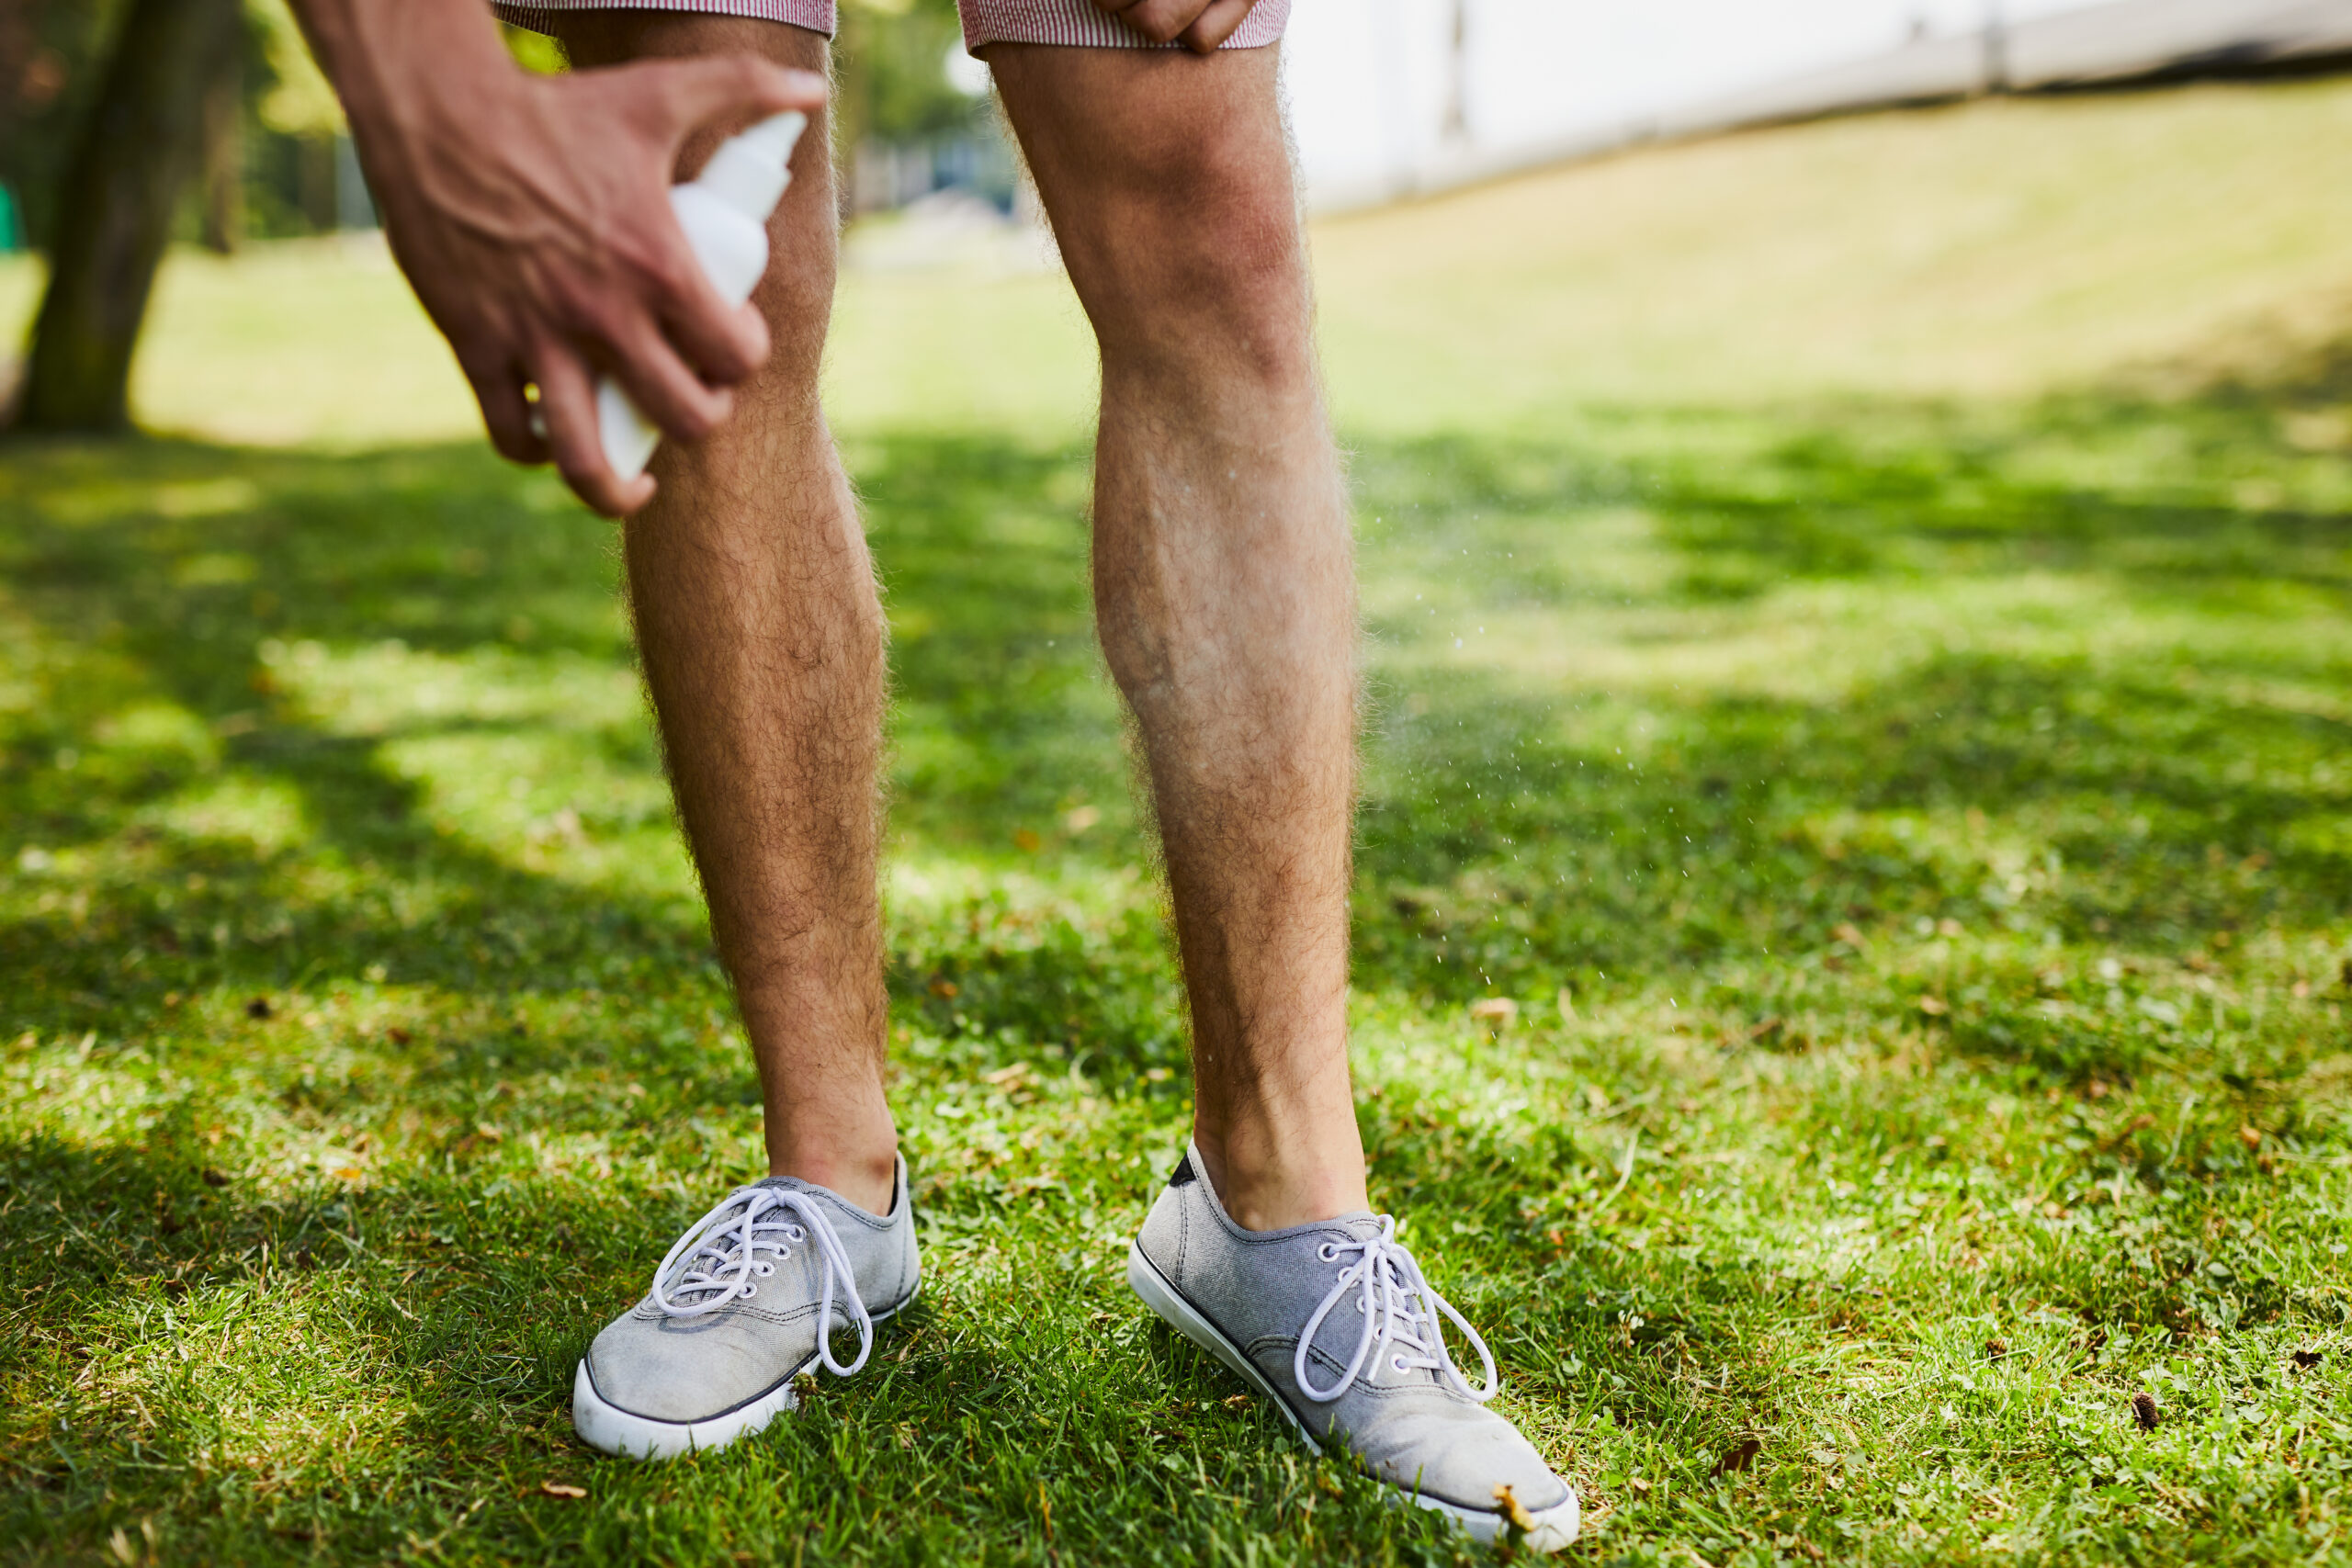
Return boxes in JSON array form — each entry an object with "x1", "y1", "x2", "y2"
[
  {"x1": 649, "y1": 1185, "x2": 875, "y2": 1376},
  {"x1": 1293, "y1": 1215, "x2": 1498, "y2": 1404}
]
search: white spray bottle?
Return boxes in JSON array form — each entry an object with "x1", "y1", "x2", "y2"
[{"x1": 594, "y1": 110, "x2": 807, "y2": 480}]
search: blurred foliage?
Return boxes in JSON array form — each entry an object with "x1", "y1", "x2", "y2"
[
  {"x1": 0, "y1": 0, "x2": 348, "y2": 250},
  {"x1": 249, "y1": 0, "x2": 338, "y2": 135},
  {"x1": 0, "y1": 0, "x2": 132, "y2": 250},
  {"x1": 837, "y1": 0, "x2": 990, "y2": 152}
]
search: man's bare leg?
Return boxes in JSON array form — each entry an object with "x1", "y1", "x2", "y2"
[
  {"x1": 991, "y1": 45, "x2": 1367, "y2": 1231},
  {"x1": 1001, "y1": 57, "x2": 1580, "y2": 1540},
  {"x1": 555, "y1": 15, "x2": 895, "y2": 1215}
]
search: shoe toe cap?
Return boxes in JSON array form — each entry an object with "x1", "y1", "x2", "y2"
[
  {"x1": 1346, "y1": 1393, "x2": 1573, "y2": 1517},
  {"x1": 587, "y1": 1307, "x2": 806, "y2": 1425}
]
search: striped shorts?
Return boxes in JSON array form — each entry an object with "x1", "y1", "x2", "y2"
[{"x1": 494, "y1": 0, "x2": 1292, "y2": 51}]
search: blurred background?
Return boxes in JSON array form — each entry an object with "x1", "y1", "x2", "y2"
[{"x1": 6, "y1": 0, "x2": 2352, "y2": 436}]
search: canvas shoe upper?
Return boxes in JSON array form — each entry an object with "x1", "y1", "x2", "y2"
[
  {"x1": 572, "y1": 1155, "x2": 919, "y2": 1459},
  {"x1": 1127, "y1": 1145, "x2": 1577, "y2": 1551}
]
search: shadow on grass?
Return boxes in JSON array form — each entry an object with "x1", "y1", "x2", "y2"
[{"x1": 3, "y1": 401, "x2": 2348, "y2": 1060}]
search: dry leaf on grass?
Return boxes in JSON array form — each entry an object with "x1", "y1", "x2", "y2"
[
  {"x1": 1713, "y1": 1438, "x2": 1762, "y2": 1475},
  {"x1": 1491, "y1": 1483, "x2": 1538, "y2": 1532},
  {"x1": 1469, "y1": 997, "x2": 1518, "y2": 1031}
]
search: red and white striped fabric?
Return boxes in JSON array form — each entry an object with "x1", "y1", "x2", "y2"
[
  {"x1": 494, "y1": 0, "x2": 840, "y2": 39},
  {"x1": 958, "y1": 0, "x2": 1289, "y2": 50},
  {"x1": 493, "y1": 0, "x2": 1291, "y2": 51}
]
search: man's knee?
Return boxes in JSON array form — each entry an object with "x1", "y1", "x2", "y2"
[
  {"x1": 1058, "y1": 141, "x2": 1314, "y2": 389},
  {"x1": 1090, "y1": 202, "x2": 1314, "y2": 390},
  {"x1": 989, "y1": 44, "x2": 1310, "y2": 388}
]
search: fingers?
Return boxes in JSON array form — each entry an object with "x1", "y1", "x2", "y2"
[
  {"x1": 1088, "y1": 0, "x2": 1250, "y2": 49},
  {"x1": 1179, "y1": 0, "x2": 1257, "y2": 51},
  {"x1": 592, "y1": 55, "x2": 808, "y2": 393},
  {"x1": 467, "y1": 349, "x2": 548, "y2": 465},
  {"x1": 1102, "y1": 0, "x2": 1210, "y2": 43},
  {"x1": 601, "y1": 309, "x2": 738, "y2": 447},
  {"x1": 530, "y1": 342, "x2": 656, "y2": 518},
  {"x1": 652, "y1": 258, "x2": 773, "y2": 391},
  {"x1": 646, "y1": 53, "x2": 829, "y2": 147},
  {"x1": 537, "y1": 144, "x2": 766, "y2": 399}
]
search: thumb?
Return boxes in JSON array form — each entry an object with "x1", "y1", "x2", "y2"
[
  {"x1": 1180, "y1": 0, "x2": 1259, "y2": 52},
  {"x1": 641, "y1": 54, "x2": 828, "y2": 149}
]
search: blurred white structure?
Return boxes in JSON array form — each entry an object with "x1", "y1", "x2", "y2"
[{"x1": 1282, "y1": 0, "x2": 2352, "y2": 209}]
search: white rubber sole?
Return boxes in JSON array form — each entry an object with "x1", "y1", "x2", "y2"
[
  {"x1": 571, "y1": 1285, "x2": 918, "y2": 1461},
  {"x1": 1125, "y1": 1241, "x2": 1579, "y2": 1553}
]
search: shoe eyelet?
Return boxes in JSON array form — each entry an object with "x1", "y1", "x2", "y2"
[
  {"x1": 1390, "y1": 1356, "x2": 1408, "y2": 1373},
  {"x1": 1317, "y1": 1244, "x2": 1337, "y2": 1262}
]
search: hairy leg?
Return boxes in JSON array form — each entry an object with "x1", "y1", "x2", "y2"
[
  {"x1": 991, "y1": 45, "x2": 1365, "y2": 1230},
  {"x1": 555, "y1": 14, "x2": 895, "y2": 1214}
]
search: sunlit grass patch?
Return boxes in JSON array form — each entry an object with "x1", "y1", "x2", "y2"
[{"x1": 145, "y1": 773, "x2": 313, "y2": 853}]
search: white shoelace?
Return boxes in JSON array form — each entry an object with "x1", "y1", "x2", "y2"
[
  {"x1": 1293, "y1": 1216, "x2": 1498, "y2": 1404},
  {"x1": 649, "y1": 1185, "x2": 875, "y2": 1377}
]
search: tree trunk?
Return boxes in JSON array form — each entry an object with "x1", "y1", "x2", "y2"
[
  {"x1": 199, "y1": 53, "x2": 244, "y2": 254},
  {"x1": 15, "y1": 0, "x2": 244, "y2": 432}
]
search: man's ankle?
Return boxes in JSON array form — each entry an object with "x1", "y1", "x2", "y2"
[
  {"x1": 768, "y1": 1145, "x2": 899, "y2": 1217},
  {"x1": 1192, "y1": 1122, "x2": 1369, "y2": 1233}
]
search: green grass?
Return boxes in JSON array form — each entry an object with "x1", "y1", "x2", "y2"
[{"x1": 6, "y1": 80, "x2": 2352, "y2": 1568}]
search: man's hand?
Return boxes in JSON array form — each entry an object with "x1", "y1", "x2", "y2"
[
  {"x1": 289, "y1": 0, "x2": 825, "y2": 515},
  {"x1": 1090, "y1": 0, "x2": 1259, "y2": 54}
]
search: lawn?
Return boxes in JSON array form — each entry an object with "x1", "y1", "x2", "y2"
[{"x1": 4, "y1": 78, "x2": 2352, "y2": 1566}]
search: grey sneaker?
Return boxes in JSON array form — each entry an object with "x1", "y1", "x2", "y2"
[
  {"x1": 571, "y1": 1156, "x2": 920, "y2": 1459},
  {"x1": 1127, "y1": 1146, "x2": 1578, "y2": 1551}
]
